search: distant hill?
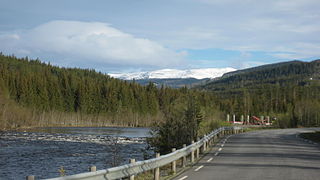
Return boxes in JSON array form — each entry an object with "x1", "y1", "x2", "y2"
[
  {"x1": 200, "y1": 60, "x2": 320, "y2": 92},
  {"x1": 109, "y1": 67, "x2": 236, "y2": 88},
  {"x1": 198, "y1": 60, "x2": 320, "y2": 128},
  {"x1": 133, "y1": 78, "x2": 210, "y2": 88},
  {"x1": 109, "y1": 67, "x2": 236, "y2": 80}
]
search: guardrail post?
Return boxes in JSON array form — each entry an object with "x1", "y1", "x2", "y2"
[
  {"x1": 196, "y1": 147, "x2": 200, "y2": 159},
  {"x1": 196, "y1": 137, "x2": 200, "y2": 158},
  {"x1": 154, "y1": 153, "x2": 160, "y2": 180},
  {"x1": 26, "y1": 176, "x2": 35, "y2": 180},
  {"x1": 89, "y1": 166, "x2": 96, "y2": 172},
  {"x1": 191, "y1": 140, "x2": 195, "y2": 163},
  {"x1": 182, "y1": 144, "x2": 187, "y2": 167},
  {"x1": 205, "y1": 140, "x2": 208, "y2": 150},
  {"x1": 130, "y1": 159, "x2": 136, "y2": 180},
  {"x1": 171, "y1": 148, "x2": 176, "y2": 174}
]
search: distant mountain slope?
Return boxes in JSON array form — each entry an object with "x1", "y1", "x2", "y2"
[
  {"x1": 200, "y1": 60, "x2": 320, "y2": 92},
  {"x1": 198, "y1": 59, "x2": 320, "y2": 128},
  {"x1": 109, "y1": 67, "x2": 236, "y2": 88},
  {"x1": 109, "y1": 67, "x2": 236, "y2": 80},
  {"x1": 133, "y1": 78, "x2": 210, "y2": 88}
]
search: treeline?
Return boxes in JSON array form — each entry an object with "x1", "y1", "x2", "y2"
[
  {"x1": 0, "y1": 53, "x2": 223, "y2": 130},
  {"x1": 2, "y1": 52, "x2": 318, "y2": 132},
  {"x1": 201, "y1": 60, "x2": 320, "y2": 128}
]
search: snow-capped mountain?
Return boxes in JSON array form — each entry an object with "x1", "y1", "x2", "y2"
[{"x1": 108, "y1": 68, "x2": 236, "y2": 80}]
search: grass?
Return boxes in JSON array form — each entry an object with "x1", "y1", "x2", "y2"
[{"x1": 300, "y1": 131, "x2": 320, "y2": 143}]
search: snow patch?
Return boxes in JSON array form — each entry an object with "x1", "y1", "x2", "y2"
[{"x1": 109, "y1": 67, "x2": 236, "y2": 80}]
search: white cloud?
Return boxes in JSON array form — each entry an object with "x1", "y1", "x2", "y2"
[
  {"x1": 240, "y1": 61, "x2": 267, "y2": 69},
  {"x1": 1, "y1": 0, "x2": 320, "y2": 70},
  {"x1": 158, "y1": 0, "x2": 320, "y2": 60},
  {"x1": 0, "y1": 20, "x2": 185, "y2": 69}
]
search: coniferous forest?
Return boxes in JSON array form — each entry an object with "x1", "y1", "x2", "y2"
[
  {"x1": 1, "y1": 53, "x2": 320, "y2": 132},
  {"x1": 200, "y1": 60, "x2": 320, "y2": 128},
  {"x1": 0, "y1": 53, "x2": 222, "y2": 131}
]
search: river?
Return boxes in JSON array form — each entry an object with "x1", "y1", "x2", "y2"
[{"x1": 0, "y1": 127, "x2": 153, "y2": 180}]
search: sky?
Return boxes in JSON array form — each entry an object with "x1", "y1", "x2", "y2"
[{"x1": 0, "y1": 0, "x2": 320, "y2": 73}]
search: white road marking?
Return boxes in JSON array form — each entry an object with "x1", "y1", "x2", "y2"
[
  {"x1": 218, "y1": 148, "x2": 222, "y2": 151},
  {"x1": 214, "y1": 152, "x2": 219, "y2": 156},
  {"x1": 195, "y1": 165, "x2": 204, "y2": 172},
  {"x1": 221, "y1": 144, "x2": 225, "y2": 147},
  {"x1": 178, "y1": 176, "x2": 188, "y2": 180},
  {"x1": 207, "y1": 158, "x2": 213, "y2": 162}
]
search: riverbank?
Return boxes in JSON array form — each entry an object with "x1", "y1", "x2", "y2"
[{"x1": 0, "y1": 125, "x2": 152, "y2": 133}]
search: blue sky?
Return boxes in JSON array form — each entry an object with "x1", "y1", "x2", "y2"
[{"x1": 1, "y1": 0, "x2": 320, "y2": 72}]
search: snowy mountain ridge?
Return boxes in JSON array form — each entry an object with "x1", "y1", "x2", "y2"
[{"x1": 108, "y1": 67, "x2": 237, "y2": 80}]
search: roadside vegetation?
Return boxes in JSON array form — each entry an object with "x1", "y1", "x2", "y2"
[{"x1": 148, "y1": 94, "x2": 226, "y2": 154}]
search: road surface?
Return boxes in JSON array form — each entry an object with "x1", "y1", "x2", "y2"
[{"x1": 174, "y1": 128, "x2": 320, "y2": 180}]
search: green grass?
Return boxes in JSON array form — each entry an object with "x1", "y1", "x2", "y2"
[{"x1": 300, "y1": 131, "x2": 320, "y2": 143}]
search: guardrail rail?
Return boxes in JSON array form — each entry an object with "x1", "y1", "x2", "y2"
[{"x1": 26, "y1": 126, "x2": 244, "y2": 180}]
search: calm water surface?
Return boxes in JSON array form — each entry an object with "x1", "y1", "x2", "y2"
[{"x1": 0, "y1": 127, "x2": 153, "y2": 180}]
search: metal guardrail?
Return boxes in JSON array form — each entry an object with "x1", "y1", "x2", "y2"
[{"x1": 39, "y1": 126, "x2": 243, "y2": 180}]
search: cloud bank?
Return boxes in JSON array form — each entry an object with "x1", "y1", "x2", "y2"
[
  {"x1": 161, "y1": 0, "x2": 320, "y2": 61},
  {"x1": 0, "y1": 20, "x2": 184, "y2": 69}
]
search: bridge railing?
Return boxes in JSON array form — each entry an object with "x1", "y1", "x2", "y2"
[{"x1": 28, "y1": 126, "x2": 244, "y2": 180}]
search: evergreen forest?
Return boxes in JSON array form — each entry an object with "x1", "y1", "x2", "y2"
[
  {"x1": 1, "y1": 53, "x2": 320, "y2": 136},
  {"x1": 200, "y1": 60, "x2": 320, "y2": 128},
  {"x1": 0, "y1": 53, "x2": 222, "y2": 131}
]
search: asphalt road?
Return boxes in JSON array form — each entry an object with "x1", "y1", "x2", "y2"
[{"x1": 173, "y1": 128, "x2": 320, "y2": 180}]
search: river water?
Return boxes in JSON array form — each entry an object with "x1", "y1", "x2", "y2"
[{"x1": 0, "y1": 127, "x2": 153, "y2": 180}]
